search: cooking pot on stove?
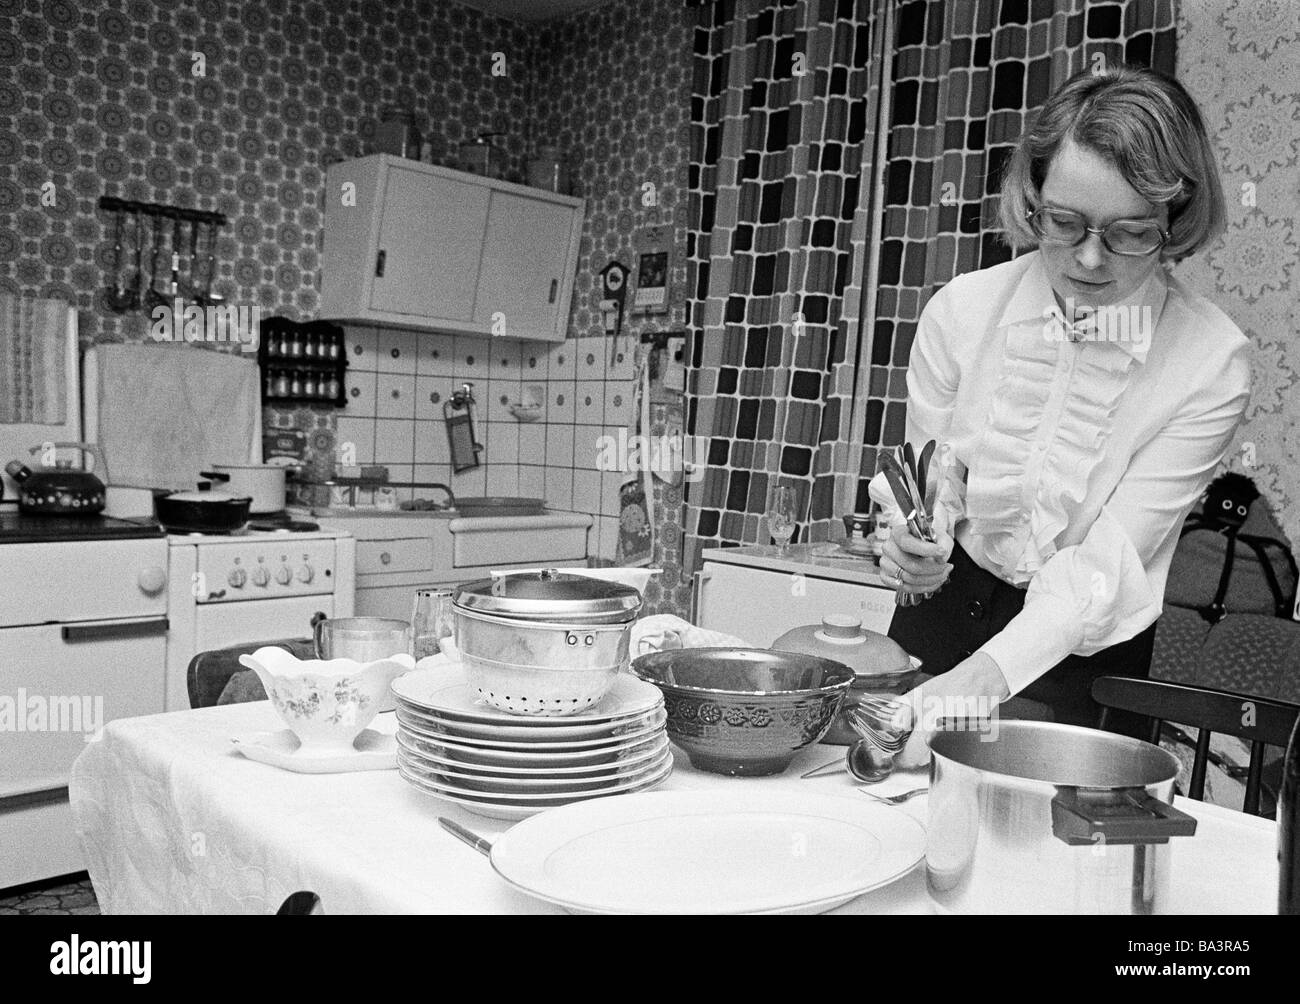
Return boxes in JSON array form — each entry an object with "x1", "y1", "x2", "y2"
[
  {"x1": 4, "y1": 442, "x2": 108, "y2": 515},
  {"x1": 153, "y1": 483, "x2": 252, "y2": 534},
  {"x1": 200, "y1": 463, "x2": 294, "y2": 514},
  {"x1": 926, "y1": 721, "x2": 1197, "y2": 915}
]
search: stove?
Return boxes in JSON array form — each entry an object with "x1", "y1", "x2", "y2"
[
  {"x1": 0, "y1": 508, "x2": 163, "y2": 544},
  {"x1": 163, "y1": 522, "x2": 356, "y2": 712}
]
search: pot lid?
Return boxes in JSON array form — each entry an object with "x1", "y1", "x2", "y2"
[
  {"x1": 770, "y1": 615, "x2": 916, "y2": 679},
  {"x1": 165, "y1": 487, "x2": 250, "y2": 503},
  {"x1": 453, "y1": 569, "x2": 642, "y2": 623}
]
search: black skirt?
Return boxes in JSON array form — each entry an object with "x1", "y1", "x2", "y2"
[{"x1": 887, "y1": 541, "x2": 1157, "y2": 739}]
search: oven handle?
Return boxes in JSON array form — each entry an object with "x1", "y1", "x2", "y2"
[{"x1": 61, "y1": 615, "x2": 169, "y2": 642}]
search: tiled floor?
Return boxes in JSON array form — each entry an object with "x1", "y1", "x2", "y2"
[{"x1": 0, "y1": 876, "x2": 99, "y2": 916}]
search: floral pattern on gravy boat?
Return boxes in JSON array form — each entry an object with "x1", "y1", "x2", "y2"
[{"x1": 239, "y1": 646, "x2": 415, "y2": 753}]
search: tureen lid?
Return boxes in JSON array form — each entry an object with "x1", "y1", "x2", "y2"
[{"x1": 453, "y1": 569, "x2": 642, "y2": 623}]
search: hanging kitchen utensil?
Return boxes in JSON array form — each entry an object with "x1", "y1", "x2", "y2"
[
  {"x1": 103, "y1": 206, "x2": 134, "y2": 312},
  {"x1": 200, "y1": 217, "x2": 219, "y2": 306},
  {"x1": 168, "y1": 212, "x2": 183, "y2": 299},
  {"x1": 144, "y1": 212, "x2": 168, "y2": 311},
  {"x1": 126, "y1": 206, "x2": 144, "y2": 310},
  {"x1": 180, "y1": 214, "x2": 201, "y2": 301}
]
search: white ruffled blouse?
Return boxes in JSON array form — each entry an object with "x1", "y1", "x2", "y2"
[{"x1": 870, "y1": 251, "x2": 1251, "y2": 695}]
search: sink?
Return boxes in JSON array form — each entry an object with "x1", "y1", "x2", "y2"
[{"x1": 453, "y1": 496, "x2": 546, "y2": 518}]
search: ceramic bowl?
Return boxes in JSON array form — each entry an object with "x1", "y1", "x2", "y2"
[
  {"x1": 239, "y1": 646, "x2": 415, "y2": 752},
  {"x1": 631, "y1": 648, "x2": 855, "y2": 776}
]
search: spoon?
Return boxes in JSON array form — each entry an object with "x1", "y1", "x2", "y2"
[
  {"x1": 800, "y1": 738, "x2": 896, "y2": 783},
  {"x1": 103, "y1": 206, "x2": 134, "y2": 312}
]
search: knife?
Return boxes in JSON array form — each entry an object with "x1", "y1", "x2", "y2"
[
  {"x1": 439, "y1": 816, "x2": 493, "y2": 857},
  {"x1": 878, "y1": 454, "x2": 927, "y2": 541},
  {"x1": 916, "y1": 440, "x2": 936, "y2": 513}
]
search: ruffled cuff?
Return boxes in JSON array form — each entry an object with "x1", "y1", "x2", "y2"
[{"x1": 978, "y1": 595, "x2": 1086, "y2": 696}]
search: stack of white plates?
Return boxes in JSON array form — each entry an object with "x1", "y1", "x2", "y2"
[{"x1": 391, "y1": 665, "x2": 672, "y2": 820}]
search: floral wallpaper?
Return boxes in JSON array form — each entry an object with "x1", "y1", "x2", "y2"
[
  {"x1": 0, "y1": 0, "x2": 539, "y2": 346},
  {"x1": 1172, "y1": 0, "x2": 1300, "y2": 550}
]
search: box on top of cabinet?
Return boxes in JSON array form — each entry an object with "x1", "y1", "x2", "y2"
[{"x1": 321, "y1": 155, "x2": 585, "y2": 343}]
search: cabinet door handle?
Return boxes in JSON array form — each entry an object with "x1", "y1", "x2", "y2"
[
  {"x1": 62, "y1": 615, "x2": 169, "y2": 643},
  {"x1": 690, "y1": 569, "x2": 711, "y2": 626},
  {"x1": 375, "y1": 249, "x2": 386, "y2": 277},
  {"x1": 548, "y1": 278, "x2": 558, "y2": 304}
]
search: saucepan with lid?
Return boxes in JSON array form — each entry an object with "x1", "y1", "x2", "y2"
[
  {"x1": 452, "y1": 569, "x2": 643, "y2": 717},
  {"x1": 926, "y1": 721, "x2": 1197, "y2": 914}
]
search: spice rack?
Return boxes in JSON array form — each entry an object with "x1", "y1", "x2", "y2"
[{"x1": 258, "y1": 317, "x2": 349, "y2": 407}]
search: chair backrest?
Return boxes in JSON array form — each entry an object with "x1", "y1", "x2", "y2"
[
  {"x1": 186, "y1": 638, "x2": 314, "y2": 708},
  {"x1": 276, "y1": 891, "x2": 322, "y2": 915},
  {"x1": 1091, "y1": 675, "x2": 1299, "y2": 817}
]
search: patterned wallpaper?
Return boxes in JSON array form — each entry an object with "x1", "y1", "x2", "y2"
[
  {"x1": 1172, "y1": 0, "x2": 1300, "y2": 551},
  {"x1": 534, "y1": 0, "x2": 695, "y2": 616},
  {"x1": 0, "y1": 0, "x2": 540, "y2": 345}
]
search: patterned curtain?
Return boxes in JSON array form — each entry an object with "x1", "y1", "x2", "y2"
[
  {"x1": 682, "y1": 0, "x2": 890, "y2": 574},
  {"x1": 850, "y1": 0, "x2": 1178, "y2": 507}
]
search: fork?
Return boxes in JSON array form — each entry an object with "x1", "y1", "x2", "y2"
[{"x1": 859, "y1": 787, "x2": 927, "y2": 805}]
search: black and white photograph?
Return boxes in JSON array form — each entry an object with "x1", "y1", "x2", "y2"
[{"x1": 0, "y1": 0, "x2": 1296, "y2": 951}]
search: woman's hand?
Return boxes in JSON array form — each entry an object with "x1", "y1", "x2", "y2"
[
  {"x1": 878, "y1": 521, "x2": 954, "y2": 596},
  {"x1": 893, "y1": 652, "x2": 1011, "y2": 769}
]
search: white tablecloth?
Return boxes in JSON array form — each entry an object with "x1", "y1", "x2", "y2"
[{"x1": 69, "y1": 702, "x2": 1279, "y2": 914}]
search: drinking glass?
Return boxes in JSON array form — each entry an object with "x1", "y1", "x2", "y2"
[
  {"x1": 411, "y1": 588, "x2": 456, "y2": 660},
  {"x1": 766, "y1": 485, "x2": 798, "y2": 555},
  {"x1": 313, "y1": 617, "x2": 411, "y2": 662}
]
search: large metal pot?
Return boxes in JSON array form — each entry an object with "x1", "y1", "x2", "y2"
[
  {"x1": 451, "y1": 569, "x2": 642, "y2": 716},
  {"x1": 927, "y1": 721, "x2": 1197, "y2": 915},
  {"x1": 200, "y1": 463, "x2": 289, "y2": 514}
]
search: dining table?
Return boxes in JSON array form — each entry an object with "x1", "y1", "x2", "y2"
[{"x1": 68, "y1": 701, "x2": 1280, "y2": 915}]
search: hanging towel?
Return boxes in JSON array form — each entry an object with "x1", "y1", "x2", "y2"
[
  {"x1": 0, "y1": 294, "x2": 70, "y2": 425},
  {"x1": 88, "y1": 343, "x2": 260, "y2": 490}
]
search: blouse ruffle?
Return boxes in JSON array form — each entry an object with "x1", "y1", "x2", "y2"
[{"x1": 961, "y1": 321, "x2": 1139, "y2": 584}]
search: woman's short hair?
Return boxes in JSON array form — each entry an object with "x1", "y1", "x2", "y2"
[{"x1": 999, "y1": 65, "x2": 1225, "y2": 262}]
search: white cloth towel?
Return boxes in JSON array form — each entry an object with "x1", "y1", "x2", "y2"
[
  {"x1": 629, "y1": 614, "x2": 749, "y2": 659},
  {"x1": 0, "y1": 294, "x2": 69, "y2": 425}
]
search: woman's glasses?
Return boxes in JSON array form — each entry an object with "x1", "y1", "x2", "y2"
[{"x1": 1026, "y1": 207, "x2": 1170, "y2": 257}]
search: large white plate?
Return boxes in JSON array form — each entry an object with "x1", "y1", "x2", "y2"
[
  {"x1": 395, "y1": 727, "x2": 667, "y2": 769},
  {"x1": 393, "y1": 699, "x2": 663, "y2": 742},
  {"x1": 391, "y1": 666, "x2": 662, "y2": 725},
  {"x1": 394, "y1": 707, "x2": 666, "y2": 751},
  {"x1": 489, "y1": 790, "x2": 925, "y2": 914},
  {"x1": 397, "y1": 746, "x2": 671, "y2": 799},
  {"x1": 396, "y1": 755, "x2": 673, "y2": 821},
  {"x1": 397, "y1": 730, "x2": 671, "y2": 777},
  {"x1": 397, "y1": 740, "x2": 673, "y2": 794}
]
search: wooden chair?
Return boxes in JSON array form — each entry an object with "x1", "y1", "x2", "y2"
[
  {"x1": 186, "y1": 638, "x2": 314, "y2": 708},
  {"x1": 1091, "y1": 675, "x2": 1299, "y2": 817}
]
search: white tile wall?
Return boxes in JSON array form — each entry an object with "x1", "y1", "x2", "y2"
[
  {"x1": 548, "y1": 381, "x2": 576, "y2": 424},
  {"x1": 347, "y1": 326, "x2": 379, "y2": 369},
  {"x1": 545, "y1": 466, "x2": 573, "y2": 509},
  {"x1": 548, "y1": 342, "x2": 577, "y2": 379},
  {"x1": 452, "y1": 335, "x2": 491, "y2": 379},
  {"x1": 572, "y1": 468, "x2": 600, "y2": 514},
  {"x1": 334, "y1": 417, "x2": 375, "y2": 464},
  {"x1": 575, "y1": 379, "x2": 604, "y2": 425},
  {"x1": 490, "y1": 421, "x2": 519, "y2": 463},
  {"x1": 452, "y1": 465, "x2": 487, "y2": 496},
  {"x1": 374, "y1": 418, "x2": 415, "y2": 464},
  {"x1": 376, "y1": 373, "x2": 416, "y2": 420},
  {"x1": 545, "y1": 424, "x2": 575, "y2": 467},
  {"x1": 376, "y1": 328, "x2": 418, "y2": 375},
  {"x1": 413, "y1": 420, "x2": 450, "y2": 465},
  {"x1": 415, "y1": 333, "x2": 456, "y2": 376},
  {"x1": 518, "y1": 465, "x2": 545, "y2": 498},
  {"x1": 414, "y1": 375, "x2": 453, "y2": 421},
  {"x1": 344, "y1": 368, "x2": 377, "y2": 417}
]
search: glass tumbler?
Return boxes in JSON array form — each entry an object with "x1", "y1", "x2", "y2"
[{"x1": 411, "y1": 588, "x2": 456, "y2": 660}]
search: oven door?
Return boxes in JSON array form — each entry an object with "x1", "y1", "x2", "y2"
[{"x1": 0, "y1": 617, "x2": 168, "y2": 799}]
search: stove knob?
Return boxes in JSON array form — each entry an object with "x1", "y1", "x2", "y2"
[
  {"x1": 296, "y1": 564, "x2": 314, "y2": 584},
  {"x1": 137, "y1": 567, "x2": 166, "y2": 595},
  {"x1": 252, "y1": 566, "x2": 271, "y2": 587},
  {"x1": 275, "y1": 565, "x2": 293, "y2": 586},
  {"x1": 227, "y1": 567, "x2": 247, "y2": 589}
]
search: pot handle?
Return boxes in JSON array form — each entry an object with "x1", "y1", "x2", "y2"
[
  {"x1": 200, "y1": 470, "x2": 232, "y2": 482},
  {"x1": 1051, "y1": 787, "x2": 1198, "y2": 847}
]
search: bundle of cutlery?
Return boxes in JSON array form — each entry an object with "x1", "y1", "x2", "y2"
[{"x1": 879, "y1": 438, "x2": 943, "y2": 607}]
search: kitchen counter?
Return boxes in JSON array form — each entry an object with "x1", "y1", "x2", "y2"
[{"x1": 701, "y1": 542, "x2": 887, "y2": 587}]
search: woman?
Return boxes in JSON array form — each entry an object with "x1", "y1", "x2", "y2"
[{"x1": 871, "y1": 65, "x2": 1250, "y2": 756}]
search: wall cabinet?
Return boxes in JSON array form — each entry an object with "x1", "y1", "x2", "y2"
[{"x1": 321, "y1": 155, "x2": 584, "y2": 342}]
